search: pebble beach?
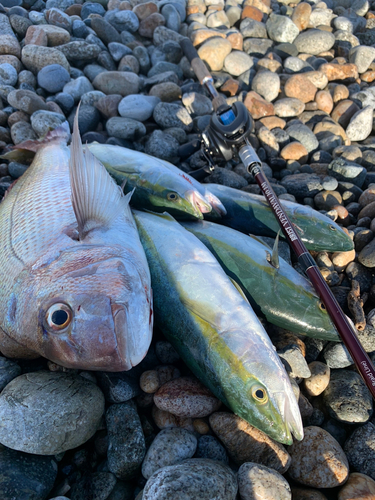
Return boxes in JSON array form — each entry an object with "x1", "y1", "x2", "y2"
[{"x1": 1, "y1": 0, "x2": 375, "y2": 498}]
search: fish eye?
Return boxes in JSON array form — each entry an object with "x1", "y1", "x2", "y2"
[
  {"x1": 167, "y1": 192, "x2": 179, "y2": 202},
  {"x1": 318, "y1": 301, "x2": 326, "y2": 312},
  {"x1": 251, "y1": 384, "x2": 268, "y2": 404},
  {"x1": 329, "y1": 225, "x2": 336, "y2": 231},
  {"x1": 45, "y1": 303, "x2": 72, "y2": 331}
]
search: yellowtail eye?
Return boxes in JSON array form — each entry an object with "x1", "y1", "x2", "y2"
[
  {"x1": 252, "y1": 385, "x2": 268, "y2": 404},
  {"x1": 167, "y1": 192, "x2": 179, "y2": 201},
  {"x1": 318, "y1": 301, "x2": 326, "y2": 311},
  {"x1": 329, "y1": 225, "x2": 336, "y2": 231},
  {"x1": 45, "y1": 303, "x2": 72, "y2": 331}
]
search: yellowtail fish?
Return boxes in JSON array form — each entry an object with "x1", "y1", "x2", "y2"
[
  {"x1": 85, "y1": 143, "x2": 226, "y2": 219},
  {"x1": 0, "y1": 114, "x2": 153, "y2": 370},
  {"x1": 134, "y1": 210, "x2": 303, "y2": 445}
]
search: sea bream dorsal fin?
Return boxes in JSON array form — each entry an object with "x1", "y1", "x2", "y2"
[{"x1": 69, "y1": 105, "x2": 130, "y2": 239}]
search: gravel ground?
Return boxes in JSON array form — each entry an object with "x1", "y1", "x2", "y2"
[{"x1": 2, "y1": 0, "x2": 375, "y2": 498}]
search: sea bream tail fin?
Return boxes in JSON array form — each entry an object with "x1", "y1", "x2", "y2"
[{"x1": 69, "y1": 105, "x2": 129, "y2": 239}]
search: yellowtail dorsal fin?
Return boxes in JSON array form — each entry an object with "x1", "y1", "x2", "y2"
[
  {"x1": 69, "y1": 105, "x2": 129, "y2": 239},
  {"x1": 228, "y1": 277, "x2": 250, "y2": 305},
  {"x1": 248, "y1": 233, "x2": 271, "y2": 248},
  {"x1": 266, "y1": 230, "x2": 281, "y2": 269}
]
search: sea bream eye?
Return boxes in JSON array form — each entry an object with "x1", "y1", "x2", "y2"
[
  {"x1": 167, "y1": 192, "x2": 179, "y2": 201},
  {"x1": 252, "y1": 385, "x2": 268, "y2": 404},
  {"x1": 45, "y1": 303, "x2": 72, "y2": 330}
]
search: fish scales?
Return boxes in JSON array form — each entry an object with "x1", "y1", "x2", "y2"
[{"x1": 133, "y1": 210, "x2": 303, "y2": 445}]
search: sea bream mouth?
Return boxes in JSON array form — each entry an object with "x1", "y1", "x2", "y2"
[{"x1": 187, "y1": 190, "x2": 212, "y2": 218}]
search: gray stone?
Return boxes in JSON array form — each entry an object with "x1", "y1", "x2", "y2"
[
  {"x1": 286, "y1": 123, "x2": 319, "y2": 153},
  {"x1": 70, "y1": 472, "x2": 117, "y2": 500},
  {"x1": 195, "y1": 435, "x2": 228, "y2": 463},
  {"x1": 240, "y1": 18, "x2": 267, "y2": 39},
  {"x1": 106, "y1": 117, "x2": 146, "y2": 140},
  {"x1": 93, "y1": 71, "x2": 139, "y2": 96},
  {"x1": 63, "y1": 76, "x2": 94, "y2": 103},
  {"x1": 142, "y1": 459, "x2": 238, "y2": 500},
  {"x1": 274, "y1": 97, "x2": 305, "y2": 117},
  {"x1": 284, "y1": 56, "x2": 314, "y2": 73},
  {"x1": 0, "y1": 371, "x2": 105, "y2": 455},
  {"x1": 346, "y1": 106, "x2": 374, "y2": 142},
  {"x1": 328, "y1": 158, "x2": 367, "y2": 188},
  {"x1": 322, "y1": 342, "x2": 353, "y2": 369},
  {"x1": 294, "y1": 29, "x2": 336, "y2": 55},
  {"x1": 118, "y1": 94, "x2": 160, "y2": 121},
  {"x1": 0, "y1": 63, "x2": 17, "y2": 87},
  {"x1": 145, "y1": 130, "x2": 179, "y2": 161},
  {"x1": 153, "y1": 102, "x2": 193, "y2": 131},
  {"x1": 344, "y1": 422, "x2": 375, "y2": 480},
  {"x1": 322, "y1": 369, "x2": 373, "y2": 424},
  {"x1": 243, "y1": 38, "x2": 274, "y2": 57},
  {"x1": 90, "y1": 17, "x2": 122, "y2": 45},
  {"x1": 37, "y1": 64, "x2": 70, "y2": 93},
  {"x1": 0, "y1": 358, "x2": 21, "y2": 392},
  {"x1": 108, "y1": 9, "x2": 139, "y2": 33},
  {"x1": 30, "y1": 110, "x2": 66, "y2": 137},
  {"x1": 280, "y1": 173, "x2": 323, "y2": 198},
  {"x1": 106, "y1": 401, "x2": 146, "y2": 480},
  {"x1": 108, "y1": 42, "x2": 132, "y2": 62},
  {"x1": 0, "y1": 444, "x2": 58, "y2": 500},
  {"x1": 142, "y1": 428, "x2": 197, "y2": 479},
  {"x1": 133, "y1": 45, "x2": 151, "y2": 74},
  {"x1": 252, "y1": 70, "x2": 280, "y2": 102},
  {"x1": 97, "y1": 372, "x2": 141, "y2": 403},
  {"x1": 223, "y1": 51, "x2": 254, "y2": 77},
  {"x1": 266, "y1": 13, "x2": 299, "y2": 44},
  {"x1": 238, "y1": 463, "x2": 291, "y2": 500},
  {"x1": 161, "y1": 4, "x2": 181, "y2": 32},
  {"x1": 8, "y1": 161, "x2": 29, "y2": 179},
  {"x1": 80, "y1": 1, "x2": 105, "y2": 19},
  {"x1": 57, "y1": 41, "x2": 101, "y2": 62},
  {"x1": 67, "y1": 104, "x2": 100, "y2": 135},
  {"x1": 349, "y1": 45, "x2": 375, "y2": 73},
  {"x1": 204, "y1": 166, "x2": 248, "y2": 189},
  {"x1": 148, "y1": 61, "x2": 183, "y2": 79},
  {"x1": 7, "y1": 88, "x2": 49, "y2": 114},
  {"x1": 182, "y1": 92, "x2": 213, "y2": 116},
  {"x1": 10, "y1": 121, "x2": 37, "y2": 144}
]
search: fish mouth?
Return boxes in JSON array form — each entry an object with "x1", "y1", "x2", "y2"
[
  {"x1": 187, "y1": 190, "x2": 212, "y2": 218},
  {"x1": 203, "y1": 190, "x2": 227, "y2": 216},
  {"x1": 273, "y1": 390, "x2": 304, "y2": 444}
]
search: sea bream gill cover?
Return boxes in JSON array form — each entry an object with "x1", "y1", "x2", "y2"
[{"x1": 0, "y1": 111, "x2": 153, "y2": 371}]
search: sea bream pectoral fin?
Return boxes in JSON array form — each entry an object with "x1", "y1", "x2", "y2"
[{"x1": 69, "y1": 106, "x2": 131, "y2": 239}]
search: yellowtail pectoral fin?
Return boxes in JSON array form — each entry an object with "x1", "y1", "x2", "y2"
[
  {"x1": 69, "y1": 105, "x2": 129, "y2": 239},
  {"x1": 228, "y1": 277, "x2": 250, "y2": 305}
]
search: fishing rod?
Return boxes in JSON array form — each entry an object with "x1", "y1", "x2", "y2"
[{"x1": 178, "y1": 37, "x2": 375, "y2": 400}]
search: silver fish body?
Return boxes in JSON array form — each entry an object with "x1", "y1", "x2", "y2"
[
  {"x1": 0, "y1": 120, "x2": 153, "y2": 370},
  {"x1": 86, "y1": 144, "x2": 226, "y2": 219},
  {"x1": 133, "y1": 210, "x2": 303, "y2": 445}
]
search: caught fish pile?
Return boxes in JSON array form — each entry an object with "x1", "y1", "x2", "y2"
[{"x1": 0, "y1": 119, "x2": 352, "y2": 444}]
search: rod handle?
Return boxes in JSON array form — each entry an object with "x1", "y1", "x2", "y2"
[{"x1": 180, "y1": 38, "x2": 213, "y2": 86}]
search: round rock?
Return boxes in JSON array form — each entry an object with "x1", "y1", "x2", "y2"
[
  {"x1": 142, "y1": 428, "x2": 197, "y2": 479},
  {"x1": 30, "y1": 110, "x2": 66, "y2": 137},
  {"x1": 0, "y1": 371, "x2": 105, "y2": 455},
  {"x1": 294, "y1": 29, "x2": 335, "y2": 56},
  {"x1": 344, "y1": 422, "x2": 375, "y2": 480},
  {"x1": 346, "y1": 106, "x2": 374, "y2": 142},
  {"x1": 118, "y1": 94, "x2": 160, "y2": 121},
  {"x1": 338, "y1": 472, "x2": 375, "y2": 500},
  {"x1": 106, "y1": 117, "x2": 146, "y2": 140},
  {"x1": 0, "y1": 63, "x2": 18, "y2": 87},
  {"x1": 93, "y1": 71, "x2": 139, "y2": 96},
  {"x1": 209, "y1": 412, "x2": 291, "y2": 473},
  {"x1": 288, "y1": 426, "x2": 349, "y2": 488},
  {"x1": 197, "y1": 37, "x2": 232, "y2": 72},
  {"x1": 251, "y1": 70, "x2": 280, "y2": 102},
  {"x1": 37, "y1": 64, "x2": 70, "y2": 93},
  {"x1": 142, "y1": 458, "x2": 238, "y2": 500},
  {"x1": 0, "y1": 444, "x2": 58, "y2": 500},
  {"x1": 154, "y1": 376, "x2": 221, "y2": 418},
  {"x1": 266, "y1": 13, "x2": 299, "y2": 44},
  {"x1": 153, "y1": 102, "x2": 193, "y2": 131},
  {"x1": 322, "y1": 369, "x2": 373, "y2": 424},
  {"x1": 238, "y1": 462, "x2": 291, "y2": 500}
]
